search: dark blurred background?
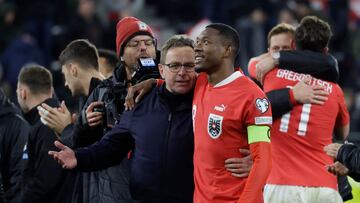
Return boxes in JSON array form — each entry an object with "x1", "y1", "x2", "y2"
[{"x1": 0, "y1": 0, "x2": 359, "y2": 136}]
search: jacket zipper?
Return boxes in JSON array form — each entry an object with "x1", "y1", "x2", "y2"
[{"x1": 161, "y1": 113, "x2": 172, "y2": 196}]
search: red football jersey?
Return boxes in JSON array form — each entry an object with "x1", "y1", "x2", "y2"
[
  {"x1": 248, "y1": 60, "x2": 350, "y2": 190},
  {"x1": 192, "y1": 71, "x2": 272, "y2": 202}
]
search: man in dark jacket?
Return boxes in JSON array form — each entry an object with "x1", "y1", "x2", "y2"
[
  {"x1": 49, "y1": 35, "x2": 196, "y2": 202},
  {"x1": 0, "y1": 88, "x2": 30, "y2": 203},
  {"x1": 16, "y1": 65, "x2": 75, "y2": 203}
]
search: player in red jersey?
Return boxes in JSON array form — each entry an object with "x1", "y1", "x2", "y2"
[
  {"x1": 248, "y1": 17, "x2": 350, "y2": 203},
  {"x1": 192, "y1": 23, "x2": 272, "y2": 203}
]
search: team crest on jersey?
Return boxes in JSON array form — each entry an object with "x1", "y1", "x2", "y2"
[
  {"x1": 255, "y1": 98, "x2": 269, "y2": 114},
  {"x1": 207, "y1": 113, "x2": 223, "y2": 139}
]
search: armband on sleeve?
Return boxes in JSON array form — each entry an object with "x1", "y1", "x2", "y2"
[{"x1": 247, "y1": 125, "x2": 271, "y2": 144}]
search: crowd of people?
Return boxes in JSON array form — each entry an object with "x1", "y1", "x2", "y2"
[{"x1": 0, "y1": 0, "x2": 360, "y2": 203}]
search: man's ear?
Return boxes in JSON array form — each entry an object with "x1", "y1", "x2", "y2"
[
  {"x1": 291, "y1": 40, "x2": 296, "y2": 49},
  {"x1": 158, "y1": 64, "x2": 165, "y2": 79},
  {"x1": 323, "y1": 47, "x2": 329, "y2": 54},
  {"x1": 69, "y1": 63, "x2": 78, "y2": 77},
  {"x1": 19, "y1": 86, "x2": 27, "y2": 100},
  {"x1": 223, "y1": 44, "x2": 232, "y2": 58}
]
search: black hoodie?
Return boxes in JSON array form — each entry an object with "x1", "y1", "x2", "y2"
[{"x1": 0, "y1": 89, "x2": 30, "y2": 203}]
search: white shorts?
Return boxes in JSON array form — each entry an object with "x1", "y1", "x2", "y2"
[{"x1": 264, "y1": 184, "x2": 343, "y2": 203}]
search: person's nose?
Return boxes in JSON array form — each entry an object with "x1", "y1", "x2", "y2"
[
  {"x1": 177, "y1": 66, "x2": 187, "y2": 76},
  {"x1": 139, "y1": 41, "x2": 147, "y2": 51}
]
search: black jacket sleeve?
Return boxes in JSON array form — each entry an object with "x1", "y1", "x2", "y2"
[
  {"x1": 266, "y1": 88, "x2": 293, "y2": 119},
  {"x1": 265, "y1": 50, "x2": 339, "y2": 119},
  {"x1": 279, "y1": 50, "x2": 339, "y2": 82},
  {"x1": 337, "y1": 144, "x2": 360, "y2": 181},
  {"x1": 75, "y1": 110, "x2": 134, "y2": 171},
  {"x1": 59, "y1": 124, "x2": 75, "y2": 147},
  {"x1": 2, "y1": 115, "x2": 29, "y2": 202}
]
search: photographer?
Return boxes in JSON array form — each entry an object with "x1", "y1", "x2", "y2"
[{"x1": 40, "y1": 17, "x2": 158, "y2": 203}]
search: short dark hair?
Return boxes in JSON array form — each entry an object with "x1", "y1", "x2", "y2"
[
  {"x1": 206, "y1": 23, "x2": 240, "y2": 57},
  {"x1": 59, "y1": 39, "x2": 99, "y2": 70},
  {"x1": 18, "y1": 64, "x2": 52, "y2": 95},
  {"x1": 98, "y1": 48, "x2": 119, "y2": 70},
  {"x1": 160, "y1": 35, "x2": 194, "y2": 64},
  {"x1": 295, "y1": 16, "x2": 332, "y2": 52},
  {"x1": 267, "y1": 23, "x2": 295, "y2": 46}
]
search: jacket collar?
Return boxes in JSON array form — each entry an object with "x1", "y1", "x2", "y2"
[
  {"x1": 157, "y1": 84, "x2": 193, "y2": 112},
  {"x1": 89, "y1": 77, "x2": 102, "y2": 95},
  {"x1": 24, "y1": 98, "x2": 60, "y2": 125}
]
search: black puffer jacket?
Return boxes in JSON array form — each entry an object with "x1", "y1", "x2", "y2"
[{"x1": 0, "y1": 89, "x2": 30, "y2": 203}]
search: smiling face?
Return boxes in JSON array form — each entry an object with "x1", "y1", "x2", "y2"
[
  {"x1": 159, "y1": 46, "x2": 196, "y2": 95},
  {"x1": 194, "y1": 28, "x2": 226, "y2": 74}
]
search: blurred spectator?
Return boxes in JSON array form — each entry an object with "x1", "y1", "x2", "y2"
[
  {"x1": 98, "y1": 48, "x2": 118, "y2": 78},
  {"x1": 0, "y1": 2, "x2": 18, "y2": 53},
  {"x1": 277, "y1": 8, "x2": 298, "y2": 26},
  {"x1": 68, "y1": 0, "x2": 104, "y2": 47},
  {"x1": 236, "y1": 8, "x2": 272, "y2": 70},
  {"x1": 0, "y1": 22, "x2": 46, "y2": 99}
]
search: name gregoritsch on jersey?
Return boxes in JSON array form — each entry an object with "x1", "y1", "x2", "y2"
[{"x1": 276, "y1": 69, "x2": 333, "y2": 93}]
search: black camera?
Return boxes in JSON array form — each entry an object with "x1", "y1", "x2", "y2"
[
  {"x1": 131, "y1": 58, "x2": 160, "y2": 84},
  {"x1": 93, "y1": 58, "x2": 160, "y2": 132},
  {"x1": 96, "y1": 80, "x2": 127, "y2": 132}
]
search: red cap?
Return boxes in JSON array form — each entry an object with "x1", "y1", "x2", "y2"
[{"x1": 116, "y1": 16, "x2": 154, "y2": 57}]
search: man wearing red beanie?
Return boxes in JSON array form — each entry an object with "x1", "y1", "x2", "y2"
[
  {"x1": 115, "y1": 16, "x2": 157, "y2": 83},
  {"x1": 74, "y1": 16, "x2": 158, "y2": 203}
]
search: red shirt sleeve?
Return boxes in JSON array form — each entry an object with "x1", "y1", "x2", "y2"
[
  {"x1": 335, "y1": 85, "x2": 350, "y2": 127},
  {"x1": 247, "y1": 58, "x2": 259, "y2": 79},
  {"x1": 237, "y1": 142, "x2": 271, "y2": 203}
]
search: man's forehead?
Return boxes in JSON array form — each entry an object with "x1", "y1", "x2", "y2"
[
  {"x1": 165, "y1": 47, "x2": 194, "y2": 60},
  {"x1": 129, "y1": 35, "x2": 153, "y2": 41},
  {"x1": 197, "y1": 28, "x2": 219, "y2": 40}
]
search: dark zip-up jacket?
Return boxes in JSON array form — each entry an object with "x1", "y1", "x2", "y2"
[
  {"x1": 75, "y1": 84, "x2": 194, "y2": 202},
  {"x1": 0, "y1": 89, "x2": 30, "y2": 203},
  {"x1": 19, "y1": 98, "x2": 76, "y2": 203}
]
